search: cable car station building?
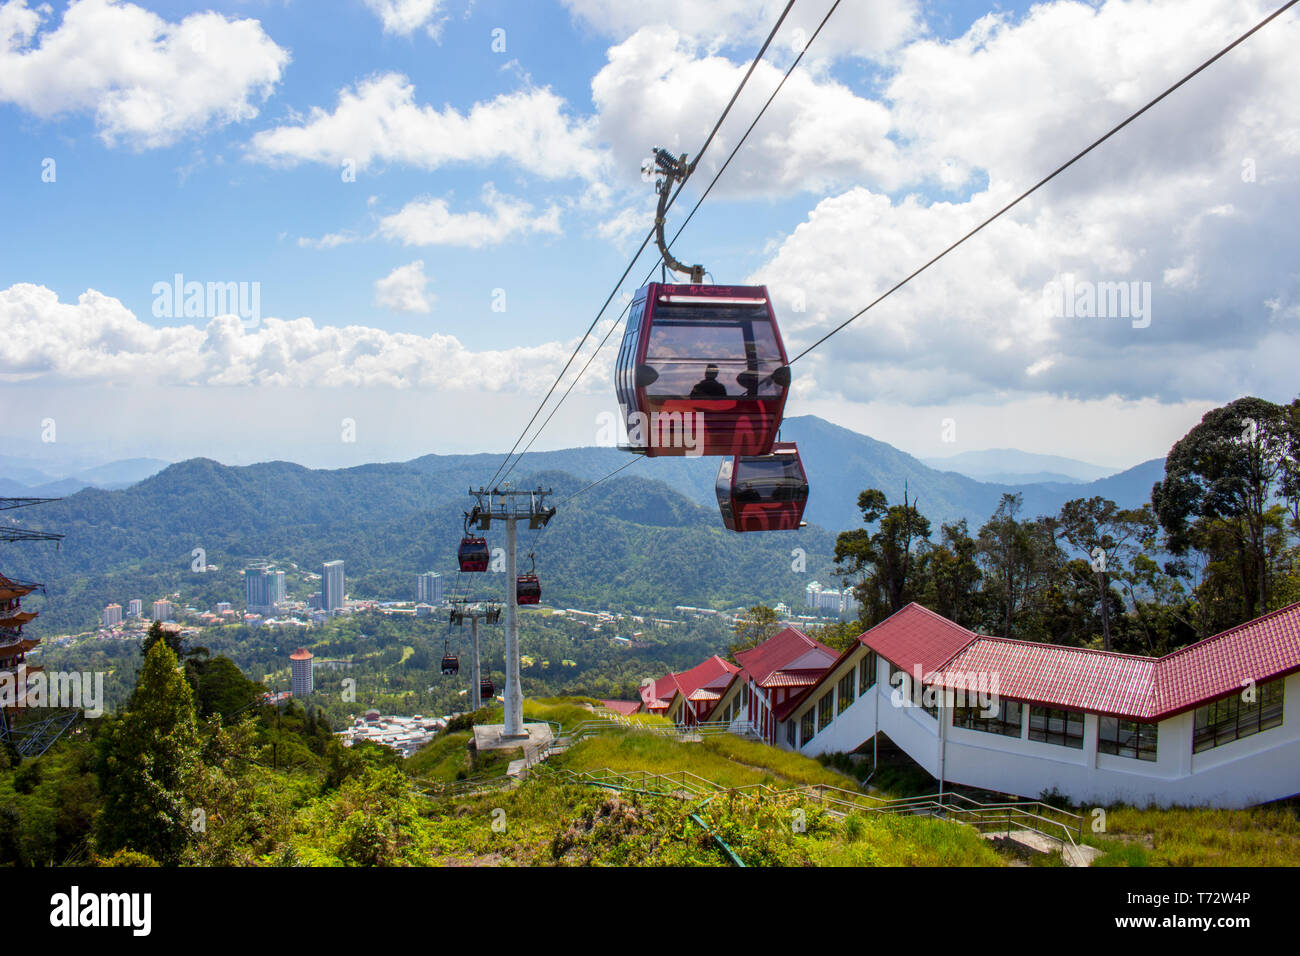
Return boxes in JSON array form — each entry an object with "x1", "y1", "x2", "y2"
[
  {"x1": 647, "y1": 603, "x2": 1300, "y2": 808},
  {"x1": 768, "y1": 602, "x2": 1300, "y2": 809}
]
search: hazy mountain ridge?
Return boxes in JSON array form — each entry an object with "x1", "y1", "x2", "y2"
[{"x1": 0, "y1": 416, "x2": 1169, "y2": 634}]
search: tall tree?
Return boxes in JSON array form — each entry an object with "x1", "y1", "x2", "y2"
[
  {"x1": 1057, "y1": 497, "x2": 1149, "y2": 651},
  {"x1": 1153, "y1": 396, "x2": 1291, "y2": 620},
  {"x1": 834, "y1": 487, "x2": 932, "y2": 624},
  {"x1": 923, "y1": 519, "x2": 983, "y2": 629},
  {"x1": 94, "y1": 640, "x2": 204, "y2": 864},
  {"x1": 729, "y1": 605, "x2": 782, "y2": 657}
]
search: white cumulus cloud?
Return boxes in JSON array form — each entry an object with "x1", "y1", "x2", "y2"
[
  {"x1": 378, "y1": 185, "x2": 562, "y2": 247},
  {"x1": 0, "y1": 283, "x2": 618, "y2": 391},
  {"x1": 247, "y1": 72, "x2": 606, "y2": 181},
  {"x1": 0, "y1": 0, "x2": 289, "y2": 149},
  {"x1": 363, "y1": 0, "x2": 445, "y2": 38},
  {"x1": 374, "y1": 261, "x2": 434, "y2": 313}
]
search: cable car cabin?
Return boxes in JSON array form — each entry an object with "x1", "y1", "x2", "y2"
[
  {"x1": 516, "y1": 573, "x2": 541, "y2": 605},
  {"x1": 480, "y1": 678, "x2": 495, "y2": 699},
  {"x1": 457, "y1": 536, "x2": 490, "y2": 572},
  {"x1": 441, "y1": 654, "x2": 459, "y2": 676},
  {"x1": 716, "y1": 442, "x2": 809, "y2": 532},
  {"x1": 615, "y1": 283, "x2": 791, "y2": 457}
]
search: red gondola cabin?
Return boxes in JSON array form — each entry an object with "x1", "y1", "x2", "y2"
[
  {"x1": 516, "y1": 573, "x2": 541, "y2": 605},
  {"x1": 458, "y1": 536, "x2": 490, "y2": 572},
  {"x1": 615, "y1": 284, "x2": 791, "y2": 457},
  {"x1": 716, "y1": 442, "x2": 809, "y2": 532}
]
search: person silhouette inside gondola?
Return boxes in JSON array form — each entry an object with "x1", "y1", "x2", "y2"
[{"x1": 690, "y1": 363, "x2": 728, "y2": 398}]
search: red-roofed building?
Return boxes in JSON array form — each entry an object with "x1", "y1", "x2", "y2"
[
  {"x1": 641, "y1": 655, "x2": 739, "y2": 722},
  {"x1": 776, "y1": 602, "x2": 1300, "y2": 808},
  {"x1": 701, "y1": 627, "x2": 838, "y2": 744}
]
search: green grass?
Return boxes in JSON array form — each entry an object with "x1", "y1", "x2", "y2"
[
  {"x1": 1082, "y1": 803, "x2": 1300, "y2": 866},
  {"x1": 552, "y1": 730, "x2": 873, "y2": 794},
  {"x1": 404, "y1": 731, "x2": 515, "y2": 783},
  {"x1": 416, "y1": 776, "x2": 1002, "y2": 867}
]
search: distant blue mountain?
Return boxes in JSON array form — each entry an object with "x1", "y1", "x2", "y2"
[{"x1": 922, "y1": 447, "x2": 1116, "y2": 483}]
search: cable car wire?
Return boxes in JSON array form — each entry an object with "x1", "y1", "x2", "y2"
[
  {"x1": 524, "y1": 0, "x2": 1289, "y2": 549},
  {"x1": 495, "y1": 0, "x2": 842, "y2": 489},
  {"x1": 788, "y1": 0, "x2": 1300, "y2": 366},
  {"x1": 483, "y1": 0, "x2": 798, "y2": 491}
]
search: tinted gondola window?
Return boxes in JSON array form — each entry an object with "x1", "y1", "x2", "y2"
[
  {"x1": 732, "y1": 455, "x2": 808, "y2": 503},
  {"x1": 643, "y1": 302, "x2": 784, "y2": 399}
]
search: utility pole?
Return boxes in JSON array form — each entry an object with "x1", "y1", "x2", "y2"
[
  {"x1": 466, "y1": 486, "x2": 555, "y2": 741},
  {"x1": 449, "y1": 599, "x2": 501, "y2": 709}
]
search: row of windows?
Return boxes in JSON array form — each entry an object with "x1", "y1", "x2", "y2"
[
  {"x1": 1098, "y1": 716, "x2": 1158, "y2": 761},
  {"x1": 954, "y1": 699, "x2": 1022, "y2": 738},
  {"x1": 793, "y1": 657, "x2": 1287, "y2": 761},
  {"x1": 1193, "y1": 678, "x2": 1284, "y2": 753},
  {"x1": 799, "y1": 652, "x2": 879, "y2": 745}
]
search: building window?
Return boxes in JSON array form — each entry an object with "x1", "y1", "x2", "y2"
[
  {"x1": 954, "y1": 699, "x2": 1022, "y2": 737},
  {"x1": 817, "y1": 693, "x2": 833, "y2": 732},
  {"x1": 859, "y1": 651, "x2": 877, "y2": 694},
  {"x1": 1028, "y1": 706, "x2": 1085, "y2": 749},
  {"x1": 837, "y1": 672, "x2": 855, "y2": 714},
  {"x1": 800, "y1": 709, "x2": 815, "y2": 745},
  {"x1": 888, "y1": 661, "x2": 937, "y2": 718},
  {"x1": 1193, "y1": 678, "x2": 1284, "y2": 754},
  {"x1": 1098, "y1": 716, "x2": 1158, "y2": 761},
  {"x1": 786, "y1": 720, "x2": 796, "y2": 747},
  {"x1": 742, "y1": 684, "x2": 749, "y2": 708}
]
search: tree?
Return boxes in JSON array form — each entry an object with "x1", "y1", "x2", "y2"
[
  {"x1": 729, "y1": 606, "x2": 781, "y2": 657},
  {"x1": 923, "y1": 519, "x2": 983, "y2": 630},
  {"x1": 140, "y1": 620, "x2": 180, "y2": 658},
  {"x1": 1057, "y1": 497, "x2": 1149, "y2": 651},
  {"x1": 94, "y1": 640, "x2": 204, "y2": 864},
  {"x1": 1153, "y1": 396, "x2": 1292, "y2": 620},
  {"x1": 834, "y1": 487, "x2": 932, "y2": 625}
]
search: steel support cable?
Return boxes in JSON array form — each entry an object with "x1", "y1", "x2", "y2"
[
  {"x1": 521, "y1": 1, "x2": 849, "y2": 558},
  {"x1": 483, "y1": 1, "x2": 798, "y2": 490},
  {"x1": 498, "y1": 0, "x2": 841, "y2": 491},
  {"x1": 788, "y1": 0, "x2": 1300, "y2": 365}
]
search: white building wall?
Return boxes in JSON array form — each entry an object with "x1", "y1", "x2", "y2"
[{"x1": 780, "y1": 657, "x2": 1300, "y2": 809}]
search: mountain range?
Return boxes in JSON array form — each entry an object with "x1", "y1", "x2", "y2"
[{"x1": 0, "y1": 415, "x2": 1169, "y2": 634}]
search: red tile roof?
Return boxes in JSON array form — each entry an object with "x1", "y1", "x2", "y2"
[
  {"x1": 761, "y1": 668, "x2": 829, "y2": 688},
  {"x1": 936, "y1": 639, "x2": 1157, "y2": 718},
  {"x1": 884, "y1": 602, "x2": 1300, "y2": 721},
  {"x1": 1154, "y1": 602, "x2": 1300, "y2": 717},
  {"x1": 643, "y1": 655, "x2": 740, "y2": 711},
  {"x1": 735, "y1": 627, "x2": 837, "y2": 687},
  {"x1": 700, "y1": 627, "x2": 838, "y2": 720},
  {"x1": 861, "y1": 603, "x2": 978, "y2": 676}
]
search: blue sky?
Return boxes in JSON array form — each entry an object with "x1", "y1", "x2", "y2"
[{"x1": 1, "y1": 0, "x2": 1296, "y2": 469}]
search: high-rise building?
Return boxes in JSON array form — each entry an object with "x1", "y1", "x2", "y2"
[
  {"x1": 102, "y1": 603, "x2": 122, "y2": 628},
  {"x1": 152, "y1": 599, "x2": 173, "y2": 621},
  {"x1": 322, "y1": 561, "x2": 344, "y2": 613},
  {"x1": 290, "y1": 648, "x2": 314, "y2": 697},
  {"x1": 244, "y1": 564, "x2": 277, "y2": 614},
  {"x1": 273, "y1": 570, "x2": 286, "y2": 604},
  {"x1": 127, "y1": 598, "x2": 143, "y2": 617},
  {"x1": 416, "y1": 571, "x2": 443, "y2": 605}
]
